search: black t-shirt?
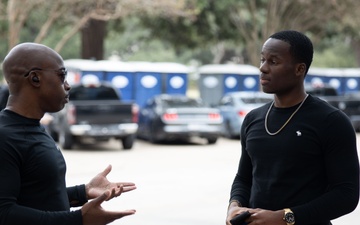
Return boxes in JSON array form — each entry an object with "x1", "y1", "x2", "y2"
[
  {"x1": 0, "y1": 110, "x2": 85, "y2": 225},
  {"x1": 230, "y1": 95, "x2": 359, "y2": 225}
]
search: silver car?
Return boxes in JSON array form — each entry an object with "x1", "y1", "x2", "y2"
[{"x1": 217, "y1": 91, "x2": 273, "y2": 139}]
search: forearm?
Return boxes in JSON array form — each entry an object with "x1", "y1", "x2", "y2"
[
  {"x1": 230, "y1": 158, "x2": 252, "y2": 207},
  {"x1": 67, "y1": 184, "x2": 88, "y2": 207},
  {"x1": 0, "y1": 204, "x2": 82, "y2": 225},
  {"x1": 292, "y1": 183, "x2": 359, "y2": 224}
]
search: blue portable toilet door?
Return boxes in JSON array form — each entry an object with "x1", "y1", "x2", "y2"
[
  {"x1": 343, "y1": 68, "x2": 360, "y2": 94},
  {"x1": 323, "y1": 76, "x2": 343, "y2": 95},
  {"x1": 81, "y1": 71, "x2": 105, "y2": 84},
  {"x1": 223, "y1": 74, "x2": 241, "y2": 94},
  {"x1": 106, "y1": 72, "x2": 134, "y2": 101},
  {"x1": 307, "y1": 68, "x2": 344, "y2": 94},
  {"x1": 135, "y1": 72, "x2": 162, "y2": 107},
  {"x1": 306, "y1": 75, "x2": 325, "y2": 87},
  {"x1": 166, "y1": 73, "x2": 188, "y2": 95},
  {"x1": 344, "y1": 77, "x2": 360, "y2": 93},
  {"x1": 238, "y1": 74, "x2": 259, "y2": 92}
]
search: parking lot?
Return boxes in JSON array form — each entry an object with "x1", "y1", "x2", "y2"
[{"x1": 62, "y1": 136, "x2": 360, "y2": 225}]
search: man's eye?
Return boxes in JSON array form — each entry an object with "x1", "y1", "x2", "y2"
[
  {"x1": 58, "y1": 69, "x2": 67, "y2": 82},
  {"x1": 61, "y1": 69, "x2": 67, "y2": 75}
]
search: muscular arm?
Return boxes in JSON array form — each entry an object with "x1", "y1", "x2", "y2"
[
  {"x1": 0, "y1": 205, "x2": 82, "y2": 225},
  {"x1": 67, "y1": 185, "x2": 88, "y2": 207},
  {"x1": 229, "y1": 116, "x2": 253, "y2": 207},
  {"x1": 0, "y1": 139, "x2": 83, "y2": 225},
  {"x1": 292, "y1": 111, "x2": 359, "y2": 224}
]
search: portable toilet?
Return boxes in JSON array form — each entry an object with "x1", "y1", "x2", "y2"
[
  {"x1": 197, "y1": 64, "x2": 260, "y2": 106},
  {"x1": 129, "y1": 62, "x2": 189, "y2": 107},
  {"x1": 64, "y1": 59, "x2": 105, "y2": 85},
  {"x1": 153, "y1": 62, "x2": 189, "y2": 94},
  {"x1": 96, "y1": 60, "x2": 135, "y2": 102},
  {"x1": 342, "y1": 68, "x2": 360, "y2": 94},
  {"x1": 306, "y1": 67, "x2": 327, "y2": 86},
  {"x1": 307, "y1": 68, "x2": 343, "y2": 94}
]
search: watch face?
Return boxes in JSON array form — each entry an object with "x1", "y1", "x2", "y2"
[{"x1": 285, "y1": 212, "x2": 295, "y2": 223}]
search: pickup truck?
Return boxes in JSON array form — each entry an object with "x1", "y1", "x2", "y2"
[
  {"x1": 48, "y1": 81, "x2": 138, "y2": 150},
  {"x1": 305, "y1": 84, "x2": 360, "y2": 131}
]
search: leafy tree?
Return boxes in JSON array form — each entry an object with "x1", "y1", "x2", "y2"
[
  {"x1": 228, "y1": 0, "x2": 360, "y2": 66},
  {"x1": 1, "y1": 0, "x2": 195, "y2": 59},
  {"x1": 1, "y1": 0, "x2": 360, "y2": 67},
  {"x1": 139, "y1": 0, "x2": 241, "y2": 64},
  {"x1": 133, "y1": 0, "x2": 360, "y2": 67}
]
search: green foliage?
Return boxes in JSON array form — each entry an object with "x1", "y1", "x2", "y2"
[
  {"x1": 138, "y1": 0, "x2": 240, "y2": 51},
  {"x1": 311, "y1": 33, "x2": 357, "y2": 68},
  {"x1": 313, "y1": 43, "x2": 357, "y2": 68},
  {"x1": 1, "y1": 0, "x2": 360, "y2": 68},
  {"x1": 57, "y1": 34, "x2": 82, "y2": 60}
]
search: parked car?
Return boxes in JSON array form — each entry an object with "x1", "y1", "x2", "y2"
[
  {"x1": 217, "y1": 91, "x2": 273, "y2": 139},
  {"x1": 137, "y1": 94, "x2": 223, "y2": 144},
  {"x1": 305, "y1": 83, "x2": 360, "y2": 131},
  {"x1": 48, "y1": 80, "x2": 138, "y2": 150}
]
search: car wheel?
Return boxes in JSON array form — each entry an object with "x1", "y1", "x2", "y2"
[
  {"x1": 148, "y1": 131, "x2": 159, "y2": 143},
  {"x1": 224, "y1": 121, "x2": 235, "y2": 139},
  {"x1": 49, "y1": 129, "x2": 59, "y2": 142},
  {"x1": 59, "y1": 129, "x2": 73, "y2": 149},
  {"x1": 46, "y1": 122, "x2": 59, "y2": 142},
  {"x1": 225, "y1": 120, "x2": 240, "y2": 139},
  {"x1": 121, "y1": 134, "x2": 135, "y2": 150},
  {"x1": 148, "y1": 123, "x2": 159, "y2": 143},
  {"x1": 207, "y1": 137, "x2": 218, "y2": 144}
]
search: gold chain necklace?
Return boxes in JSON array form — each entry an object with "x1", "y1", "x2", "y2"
[{"x1": 265, "y1": 94, "x2": 309, "y2": 136}]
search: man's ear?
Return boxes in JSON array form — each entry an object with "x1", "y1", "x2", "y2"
[
  {"x1": 29, "y1": 71, "x2": 40, "y2": 86},
  {"x1": 296, "y1": 63, "x2": 306, "y2": 77},
  {"x1": 32, "y1": 76, "x2": 39, "y2": 83}
]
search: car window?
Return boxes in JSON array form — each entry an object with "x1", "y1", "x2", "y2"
[
  {"x1": 219, "y1": 96, "x2": 232, "y2": 106},
  {"x1": 70, "y1": 86, "x2": 119, "y2": 100},
  {"x1": 306, "y1": 87, "x2": 338, "y2": 96},
  {"x1": 239, "y1": 97, "x2": 272, "y2": 104},
  {"x1": 163, "y1": 99, "x2": 202, "y2": 108}
]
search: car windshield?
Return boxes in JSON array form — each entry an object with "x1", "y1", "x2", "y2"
[
  {"x1": 239, "y1": 97, "x2": 272, "y2": 104},
  {"x1": 163, "y1": 99, "x2": 202, "y2": 108},
  {"x1": 70, "y1": 86, "x2": 119, "y2": 100},
  {"x1": 306, "y1": 87, "x2": 338, "y2": 96}
]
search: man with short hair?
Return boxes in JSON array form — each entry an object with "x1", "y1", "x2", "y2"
[{"x1": 226, "y1": 30, "x2": 359, "y2": 225}]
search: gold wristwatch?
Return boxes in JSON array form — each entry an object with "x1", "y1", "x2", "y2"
[{"x1": 283, "y1": 208, "x2": 295, "y2": 225}]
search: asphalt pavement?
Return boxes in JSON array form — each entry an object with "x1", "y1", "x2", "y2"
[{"x1": 62, "y1": 136, "x2": 360, "y2": 225}]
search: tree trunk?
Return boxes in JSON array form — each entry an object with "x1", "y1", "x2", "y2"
[
  {"x1": 351, "y1": 39, "x2": 360, "y2": 67},
  {"x1": 81, "y1": 19, "x2": 106, "y2": 60}
]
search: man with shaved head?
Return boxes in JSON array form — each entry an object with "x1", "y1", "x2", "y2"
[{"x1": 0, "y1": 43, "x2": 136, "y2": 225}]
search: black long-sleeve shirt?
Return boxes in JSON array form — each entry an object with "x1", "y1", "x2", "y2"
[
  {"x1": 230, "y1": 95, "x2": 359, "y2": 225},
  {"x1": 0, "y1": 110, "x2": 87, "y2": 225}
]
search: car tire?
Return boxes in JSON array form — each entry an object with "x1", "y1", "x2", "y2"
[
  {"x1": 49, "y1": 129, "x2": 59, "y2": 142},
  {"x1": 224, "y1": 121, "x2": 235, "y2": 139},
  {"x1": 148, "y1": 123, "x2": 159, "y2": 143},
  {"x1": 59, "y1": 129, "x2": 73, "y2": 149},
  {"x1": 122, "y1": 134, "x2": 135, "y2": 150},
  {"x1": 207, "y1": 137, "x2": 218, "y2": 144},
  {"x1": 149, "y1": 132, "x2": 159, "y2": 143}
]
